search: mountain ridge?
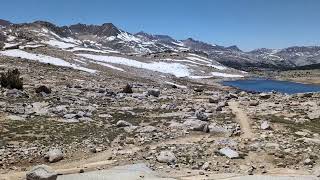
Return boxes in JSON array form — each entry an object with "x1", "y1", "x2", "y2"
[{"x1": 1, "y1": 19, "x2": 320, "y2": 70}]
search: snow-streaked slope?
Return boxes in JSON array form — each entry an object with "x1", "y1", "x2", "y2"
[
  {"x1": 162, "y1": 54, "x2": 228, "y2": 70},
  {"x1": 209, "y1": 64, "x2": 228, "y2": 70},
  {"x1": 117, "y1": 31, "x2": 141, "y2": 43},
  {"x1": 44, "y1": 39, "x2": 76, "y2": 49},
  {"x1": 0, "y1": 49, "x2": 96, "y2": 73},
  {"x1": 68, "y1": 47, "x2": 119, "y2": 54},
  {"x1": 88, "y1": 60, "x2": 125, "y2": 72},
  {"x1": 77, "y1": 53, "x2": 191, "y2": 77}
]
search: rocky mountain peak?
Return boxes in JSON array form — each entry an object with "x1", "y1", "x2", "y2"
[
  {"x1": 67, "y1": 22, "x2": 121, "y2": 37},
  {"x1": 153, "y1": 34, "x2": 175, "y2": 41},
  {"x1": 23, "y1": 20, "x2": 71, "y2": 37},
  {"x1": 98, "y1": 23, "x2": 120, "y2": 37},
  {"x1": 280, "y1": 46, "x2": 320, "y2": 53},
  {"x1": 226, "y1": 45, "x2": 241, "y2": 52},
  {"x1": 0, "y1": 19, "x2": 12, "y2": 27},
  {"x1": 185, "y1": 38, "x2": 196, "y2": 42},
  {"x1": 182, "y1": 38, "x2": 225, "y2": 52},
  {"x1": 135, "y1": 31, "x2": 153, "y2": 38}
]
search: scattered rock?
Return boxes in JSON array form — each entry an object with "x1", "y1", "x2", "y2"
[
  {"x1": 296, "y1": 138, "x2": 320, "y2": 145},
  {"x1": 247, "y1": 166, "x2": 255, "y2": 175},
  {"x1": 208, "y1": 124, "x2": 229, "y2": 134},
  {"x1": 295, "y1": 131, "x2": 309, "y2": 137},
  {"x1": 4, "y1": 89, "x2": 28, "y2": 98},
  {"x1": 307, "y1": 111, "x2": 320, "y2": 120},
  {"x1": 136, "y1": 126, "x2": 157, "y2": 133},
  {"x1": 194, "y1": 87, "x2": 204, "y2": 92},
  {"x1": 229, "y1": 93, "x2": 238, "y2": 99},
  {"x1": 7, "y1": 115, "x2": 25, "y2": 121},
  {"x1": 201, "y1": 162, "x2": 210, "y2": 170},
  {"x1": 304, "y1": 158, "x2": 313, "y2": 165}
]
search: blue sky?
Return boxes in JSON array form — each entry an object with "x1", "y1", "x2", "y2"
[{"x1": 1, "y1": 0, "x2": 320, "y2": 51}]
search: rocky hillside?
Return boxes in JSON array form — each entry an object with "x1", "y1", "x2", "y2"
[{"x1": 1, "y1": 19, "x2": 320, "y2": 71}]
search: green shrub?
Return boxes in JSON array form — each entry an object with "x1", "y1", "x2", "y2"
[{"x1": 0, "y1": 69, "x2": 23, "y2": 90}]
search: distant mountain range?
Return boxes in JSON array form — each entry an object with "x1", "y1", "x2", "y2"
[{"x1": 1, "y1": 19, "x2": 320, "y2": 70}]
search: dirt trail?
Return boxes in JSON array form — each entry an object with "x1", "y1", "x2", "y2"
[
  {"x1": 228, "y1": 101, "x2": 254, "y2": 139},
  {"x1": 0, "y1": 133, "x2": 210, "y2": 180}
]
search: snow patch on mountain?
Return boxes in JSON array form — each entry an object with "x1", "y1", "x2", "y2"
[
  {"x1": 68, "y1": 47, "x2": 119, "y2": 53},
  {"x1": 44, "y1": 39, "x2": 76, "y2": 49},
  {"x1": 3, "y1": 43, "x2": 20, "y2": 49},
  {"x1": 209, "y1": 64, "x2": 228, "y2": 70},
  {"x1": 7, "y1": 35, "x2": 16, "y2": 42},
  {"x1": 117, "y1": 31, "x2": 141, "y2": 43},
  {"x1": 0, "y1": 49, "x2": 96, "y2": 73},
  {"x1": 77, "y1": 53, "x2": 191, "y2": 77}
]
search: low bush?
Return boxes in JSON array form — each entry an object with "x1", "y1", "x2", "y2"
[
  {"x1": 35, "y1": 85, "x2": 51, "y2": 94},
  {"x1": 0, "y1": 69, "x2": 23, "y2": 90},
  {"x1": 121, "y1": 84, "x2": 133, "y2": 93}
]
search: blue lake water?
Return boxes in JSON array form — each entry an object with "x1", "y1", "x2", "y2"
[{"x1": 222, "y1": 79, "x2": 320, "y2": 94}]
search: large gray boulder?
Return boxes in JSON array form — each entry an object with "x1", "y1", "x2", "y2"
[
  {"x1": 208, "y1": 124, "x2": 230, "y2": 134},
  {"x1": 116, "y1": 120, "x2": 132, "y2": 127},
  {"x1": 183, "y1": 119, "x2": 208, "y2": 131},
  {"x1": 26, "y1": 164, "x2": 57, "y2": 180},
  {"x1": 45, "y1": 149, "x2": 64, "y2": 163},
  {"x1": 308, "y1": 111, "x2": 320, "y2": 120},
  {"x1": 136, "y1": 125, "x2": 157, "y2": 133},
  {"x1": 147, "y1": 89, "x2": 160, "y2": 97},
  {"x1": 249, "y1": 100, "x2": 259, "y2": 106},
  {"x1": 195, "y1": 110, "x2": 208, "y2": 121},
  {"x1": 32, "y1": 102, "x2": 49, "y2": 116},
  {"x1": 218, "y1": 147, "x2": 239, "y2": 159},
  {"x1": 209, "y1": 96, "x2": 220, "y2": 103},
  {"x1": 6, "y1": 115, "x2": 26, "y2": 121},
  {"x1": 260, "y1": 121, "x2": 271, "y2": 130},
  {"x1": 259, "y1": 93, "x2": 271, "y2": 99},
  {"x1": 157, "y1": 151, "x2": 176, "y2": 163}
]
